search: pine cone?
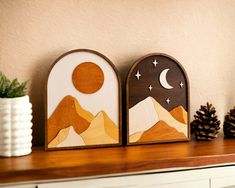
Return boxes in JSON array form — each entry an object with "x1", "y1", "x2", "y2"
[
  {"x1": 191, "y1": 102, "x2": 220, "y2": 141},
  {"x1": 223, "y1": 107, "x2": 235, "y2": 138}
]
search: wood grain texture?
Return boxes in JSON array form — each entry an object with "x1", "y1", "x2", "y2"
[
  {"x1": 126, "y1": 53, "x2": 190, "y2": 145},
  {"x1": 72, "y1": 62, "x2": 104, "y2": 94},
  {"x1": 1, "y1": 137, "x2": 235, "y2": 184},
  {"x1": 48, "y1": 95, "x2": 91, "y2": 144},
  {"x1": 126, "y1": 54, "x2": 189, "y2": 111},
  {"x1": 170, "y1": 106, "x2": 188, "y2": 124},
  {"x1": 45, "y1": 49, "x2": 122, "y2": 150},
  {"x1": 138, "y1": 120, "x2": 187, "y2": 142}
]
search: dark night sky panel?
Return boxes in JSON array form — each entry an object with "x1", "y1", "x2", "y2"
[{"x1": 128, "y1": 55, "x2": 188, "y2": 111}]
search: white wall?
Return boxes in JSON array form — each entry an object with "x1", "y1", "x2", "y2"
[{"x1": 0, "y1": 0, "x2": 235, "y2": 145}]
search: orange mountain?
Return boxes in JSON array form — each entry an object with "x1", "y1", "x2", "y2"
[
  {"x1": 48, "y1": 95, "x2": 94, "y2": 144},
  {"x1": 170, "y1": 106, "x2": 188, "y2": 124},
  {"x1": 138, "y1": 120, "x2": 187, "y2": 142}
]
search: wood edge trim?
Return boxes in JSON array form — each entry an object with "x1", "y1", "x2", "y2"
[
  {"x1": 45, "y1": 49, "x2": 122, "y2": 150},
  {"x1": 126, "y1": 138, "x2": 190, "y2": 146},
  {"x1": 125, "y1": 53, "x2": 191, "y2": 144},
  {"x1": 2, "y1": 152, "x2": 235, "y2": 184}
]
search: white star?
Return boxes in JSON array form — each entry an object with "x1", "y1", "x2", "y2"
[
  {"x1": 148, "y1": 85, "x2": 153, "y2": 91},
  {"x1": 166, "y1": 98, "x2": 170, "y2": 104},
  {"x1": 153, "y1": 59, "x2": 158, "y2": 67},
  {"x1": 180, "y1": 81, "x2": 184, "y2": 88},
  {"x1": 135, "y1": 70, "x2": 141, "y2": 80}
]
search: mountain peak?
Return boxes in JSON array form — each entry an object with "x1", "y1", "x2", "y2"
[
  {"x1": 170, "y1": 106, "x2": 187, "y2": 124},
  {"x1": 62, "y1": 95, "x2": 76, "y2": 101},
  {"x1": 129, "y1": 96, "x2": 188, "y2": 140},
  {"x1": 96, "y1": 110, "x2": 106, "y2": 116},
  {"x1": 152, "y1": 100, "x2": 187, "y2": 135},
  {"x1": 138, "y1": 120, "x2": 187, "y2": 142},
  {"x1": 48, "y1": 95, "x2": 119, "y2": 148},
  {"x1": 49, "y1": 126, "x2": 85, "y2": 148},
  {"x1": 59, "y1": 95, "x2": 78, "y2": 106},
  {"x1": 172, "y1": 106, "x2": 185, "y2": 112},
  {"x1": 48, "y1": 95, "x2": 94, "y2": 144},
  {"x1": 81, "y1": 110, "x2": 119, "y2": 145},
  {"x1": 129, "y1": 96, "x2": 160, "y2": 135},
  {"x1": 143, "y1": 96, "x2": 155, "y2": 103},
  {"x1": 57, "y1": 95, "x2": 94, "y2": 122}
]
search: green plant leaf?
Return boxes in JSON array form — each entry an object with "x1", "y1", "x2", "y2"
[{"x1": 0, "y1": 72, "x2": 28, "y2": 98}]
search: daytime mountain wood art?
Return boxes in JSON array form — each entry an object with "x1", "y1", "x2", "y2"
[
  {"x1": 46, "y1": 49, "x2": 121, "y2": 150},
  {"x1": 126, "y1": 53, "x2": 190, "y2": 145}
]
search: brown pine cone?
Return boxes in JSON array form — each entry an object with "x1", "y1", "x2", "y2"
[
  {"x1": 224, "y1": 107, "x2": 235, "y2": 138},
  {"x1": 191, "y1": 102, "x2": 220, "y2": 141}
]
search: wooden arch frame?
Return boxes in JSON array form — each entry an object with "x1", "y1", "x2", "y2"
[
  {"x1": 45, "y1": 49, "x2": 122, "y2": 150},
  {"x1": 126, "y1": 53, "x2": 190, "y2": 145}
]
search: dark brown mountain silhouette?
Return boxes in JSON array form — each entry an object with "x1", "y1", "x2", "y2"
[
  {"x1": 48, "y1": 95, "x2": 94, "y2": 144},
  {"x1": 170, "y1": 106, "x2": 187, "y2": 124},
  {"x1": 138, "y1": 120, "x2": 187, "y2": 142}
]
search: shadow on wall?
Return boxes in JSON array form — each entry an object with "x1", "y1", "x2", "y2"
[
  {"x1": 29, "y1": 49, "x2": 68, "y2": 146},
  {"x1": 119, "y1": 58, "x2": 138, "y2": 145}
]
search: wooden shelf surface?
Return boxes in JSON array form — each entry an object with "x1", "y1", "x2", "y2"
[{"x1": 1, "y1": 137, "x2": 235, "y2": 184}]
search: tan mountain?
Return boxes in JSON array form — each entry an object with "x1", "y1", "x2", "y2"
[
  {"x1": 138, "y1": 120, "x2": 187, "y2": 142},
  {"x1": 81, "y1": 111, "x2": 119, "y2": 145},
  {"x1": 48, "y1": 126, "x2": 70, "y2": 148},
  {"x1": 170, "y1": 106, "x2": 188, "y2": 124},
  {"x1": 151, "y1": 97, "x2": 188, "y2": 136},
  {"x1": 129, "y1": 132, "x2": 144, "y2": 143},
  {"x1": 48, "y1": 95, "x2": 94, "y2": 144}
]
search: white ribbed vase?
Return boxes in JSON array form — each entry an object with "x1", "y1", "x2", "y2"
[{"x1": 0, "y1": 95, "x2": 32, "y2": 157}]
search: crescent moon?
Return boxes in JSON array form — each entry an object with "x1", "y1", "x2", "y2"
[{"x1": 159, "y1": 69, "x2": 173, "y2": 89}]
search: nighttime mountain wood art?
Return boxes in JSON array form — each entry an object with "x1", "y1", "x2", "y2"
[
  {"x1": 46, "y1": 49, "x2": 121, "y2": 150},
  {"x1": 126, "y1": 53, "x2": 190, "y2": 145}
]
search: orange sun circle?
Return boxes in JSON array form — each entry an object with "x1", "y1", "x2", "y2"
[{"x1": 72, "y1": 62, "x2": 104, "y2": 94}]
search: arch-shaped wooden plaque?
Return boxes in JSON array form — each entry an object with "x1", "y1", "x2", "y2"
[
  {"x1": 46, "y1": 49, "x2": 122, "y2": 150},
  {"x1": 126, "y1": 53, "x2": 190, "y2": 145}
]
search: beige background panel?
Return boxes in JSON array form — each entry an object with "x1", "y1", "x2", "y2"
[{"x1": 0, "y1": 0, "x2": 235, "y2": 145}]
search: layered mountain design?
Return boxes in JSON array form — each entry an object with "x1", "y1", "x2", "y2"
[
  {"x1": 129, "y1": 97, "x2": 188, "y2": 143},
  {"x1": 48, "y1": 95, "x2": 119, "y2": 148}
]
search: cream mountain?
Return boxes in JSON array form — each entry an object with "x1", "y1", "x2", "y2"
[
  {"x1": 48, "y1": 95, "x2": 119, "y2": 148},
  {"x1": 129, "y1": 96, "x2": 188, "y2": 143},
  {"x1": 48, "y1": 126, "x2": 85, "y2": 148}
]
